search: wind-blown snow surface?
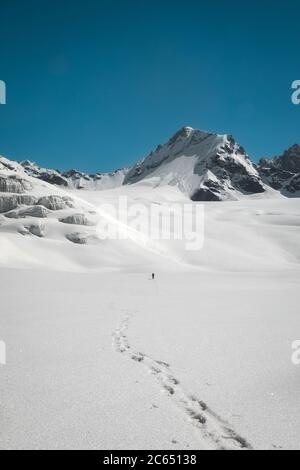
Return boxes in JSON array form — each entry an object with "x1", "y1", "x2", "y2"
[{"x1": 1, "y1": 184, "x2": 300, "y2": 449}]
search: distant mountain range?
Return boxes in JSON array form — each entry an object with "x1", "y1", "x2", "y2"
[{"x1": 2, "y1": 126, "x2": 300, "y2": 201}]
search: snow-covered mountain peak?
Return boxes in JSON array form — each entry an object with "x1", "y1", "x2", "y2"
[
  {"x1": 124, "y1": 127, "x2": 265, "y2": 201},
  {"x1": 1, "y1": 126, "x2": 283, "y2": 202}
]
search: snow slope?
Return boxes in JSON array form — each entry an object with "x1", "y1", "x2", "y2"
[
  {"x1": 0, "y1": 176, "x2": 297, "y2": 273},
  {"x1": 1, "y1": 147, "x2": 300, "y2": 450},
  {"x1": 0, "y1": 180, "x2": 300, "y2": 449},
  {"x1": 1, "y1": 267, "x2": 300, "y2": 450}
]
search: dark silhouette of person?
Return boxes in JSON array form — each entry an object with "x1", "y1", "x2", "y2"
[{"x1": 152, "y1": 273, "x2": 155, "y2": 280}]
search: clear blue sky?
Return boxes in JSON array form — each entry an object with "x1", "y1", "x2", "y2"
[{"x1": 0, "y1": 0, "x2": 299, "y2": 172}]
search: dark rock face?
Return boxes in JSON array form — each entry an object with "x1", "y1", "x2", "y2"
[
  {"x1": 235, "y1": 175, "x2": 265, "y2": 194},
  {"x1": 207, "y1": 148, "x2": 265, "y2": 196},
  {"x1": 258, "y1": 144, "x2": 300, "y2": 196},
  {"x1": 21, "y1": 161, "x2": 69, "y2": 187},
  {"x1": 191, "y1": 179, "x2": 223, "y2": 201},
  {"x1": 279, "y1": 145, "x2": 300, "y2": 172},
  {"x1": 285, "y1": 173, "x2": 300, "y2": 195},
  {"x1": 38, "y1": 173, "x2": 68, "y2": 187},
  {"x1": 0, "y1": 160, "x2": 16, "y2": 171},
  {"x1": 191, "y1": 188, "x2": 222, "y2": 202}
]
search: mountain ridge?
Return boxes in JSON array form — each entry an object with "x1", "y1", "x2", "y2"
[{"x1": 1, "y1": 126, "x2": 299, "y2": 200}]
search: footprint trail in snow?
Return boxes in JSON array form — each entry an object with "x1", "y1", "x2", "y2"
[{"x1": 112, "y1": 315, "x2": 253, "y2": 451}]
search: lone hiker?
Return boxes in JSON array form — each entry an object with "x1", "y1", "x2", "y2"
[{"x1": 152, "y1": 273, "x2": 155, "y2": 280}]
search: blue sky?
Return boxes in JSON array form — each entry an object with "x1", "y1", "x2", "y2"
[{"x1": 0, "y1": 0, "x2": 299, "y2": 172}]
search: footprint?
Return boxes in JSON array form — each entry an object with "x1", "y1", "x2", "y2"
[
  {"x1": 186, "y1": 409, "x2": 207, "y2": 425},
  {"x1": 167, "y1": 376, "x2": 180, "y2": 385},
  {"x1": 131, "y1": 353, "x2": 144, "y2": 363},
  {"x1": 156, "y1": 360, "x2": 170, "y2": 368},
  {"x1": 112, "y1": 316, "x2": 252, "y2": 451},
  {"x1": 149, "y1": 367, "x2": 160, "y2": 375},
  {"x1": 162, "y1": 384, "x2": 175, "y2": 395}
]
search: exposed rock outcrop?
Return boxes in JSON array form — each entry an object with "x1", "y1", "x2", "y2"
[{"x1": 258, "y1": 144, "x2": 300, "y2": 197}]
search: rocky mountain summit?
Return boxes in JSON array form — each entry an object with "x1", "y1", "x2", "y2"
[
  {"x1": 258, "y1": 144, "x2": 300, "y2": 197},
  {"x1": 124, "y1": 127, "x2": 266, "y2": 201},
  {"x1": 18, "y1": 127, "x2": 269, "y2": 201}
]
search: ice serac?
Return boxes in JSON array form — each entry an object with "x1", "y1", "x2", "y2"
[
  {"x1": 5, "y1": 205, "x2": 49, "y2": 219},
  {"x1": 0, "y1": 154, "x2": 102, "y2": 244},
  {"x1": 258, "y1": 144, "x2": 300, "y2": 197},
  {"x1": 59, "y1": 213, "x2": 95, "y2": 226},
  {"x1": 124, "y1": 127, "x2": 266, "y2": 201}
]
